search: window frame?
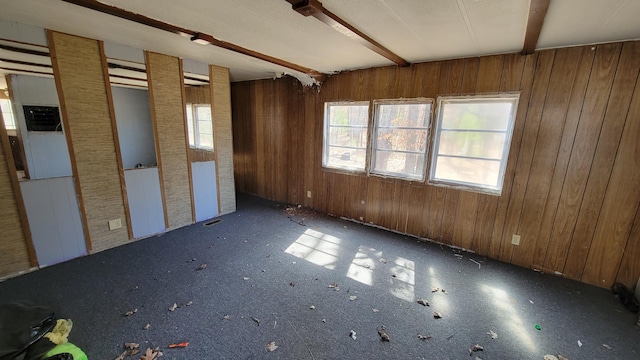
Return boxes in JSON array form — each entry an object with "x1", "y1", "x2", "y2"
[
  {"x1": 186, "y1": 103, "x2": 214, "y2": 151},
  {"x1": 428, "y1": 93, "x2": 519, "y2": 195},
  {"x1": 322, "y1": 101, "x2": 371, "y2": 173},
  {"x1": 369, "y1": 98, "x2": 433, "y2": 181}
]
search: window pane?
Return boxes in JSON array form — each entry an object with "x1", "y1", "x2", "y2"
[
  {"x1": 196, "y1": 105, "x2": 212, "y2": 121},
  {"x1": 441, "y1": 102, "x2": 513, "y2": 130},
  {"x1": 199, "y1": 133, "x2": 213, "y2": 149},
  {"x1": 325, "y1": 147, "x2": 367, "y2": 171},
  {"x1": 328, "y1": 126, "x2": 367, "y2": 148},
  {"x1": 371, "y1": 101, "x2": 431, "y2": 180},
  {"x1": 373, "y1": 150, "x2": 425, "y2": 179},
  {"x1": 438, "y1": 131, "x2": 506, "y2": 160},
  {"x1": 433, "y1": 156, "x2": 501, "y2": 188},
  {"x1": 0, "y1": 99, "x2": 16, "y2": 130},
  {"x1": 198, "y1": 119, "x2": 212, "y2": 135},
  {"x1": 324, "y1": 102, "x2": 369, "y2": 171},
  {"x1": 186, "y1": 104, "x2": 195, "y2": 147}
]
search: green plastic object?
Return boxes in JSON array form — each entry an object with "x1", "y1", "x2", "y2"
[
  {"x1": 535, "y1": 324, "x2": 541, "y2": 330},
  {"x1": 44, "y1": 342, "x2": 88, "y2": 360}
]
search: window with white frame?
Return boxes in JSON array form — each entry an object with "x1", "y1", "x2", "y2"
[
  {"x1": 322, "y1": 102, "x2": 369, "y2": 171},
  {"x1": 0, "y1": 99, "x2": 17, "y2": 130},
  {"x1": 371, "y1": 99, "x2": 432, "y2": 180},
  {"x1": 430, "y1": 95, "x2": 519, "y2": 194},
  {"x1": 186, "y1": 103, "x2": 213, "y2": 150}
]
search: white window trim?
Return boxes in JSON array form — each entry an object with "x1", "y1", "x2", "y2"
[
  {"x1": 322, "y1": 101, "x2": 370, "y2": 173},
  {"x1": 369, "y1": 98, "x2": 433, "y2": 181},
  {"x1": 187, "y1": 103, "x2": 214, "y2": 151},
  {"x1": 428, "y1": 93, "x2": 519, "y2": 195}
]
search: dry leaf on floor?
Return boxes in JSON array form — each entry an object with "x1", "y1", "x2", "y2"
[
  {"x1": 124, "y1": 309, "x2": 137, "y2": 317},
  {"x1": 378, "y1": 325, "x2": 390, "y2": 342},
  {"x1": 196, "y1": 264, "x2": 207, "y2": 271},
  {"x1": 557, "y1": 355, "x2": 569, "y2": 360},
  {"x1": 487, "y1": 330, "x2": 498, "y2": 339},
  {"x1": 379, "y1": 258, "x2": 387, "y2": 264},
  {"x1": 252, "y1": 317, "x2": 261, "y2": 326},
  {"x1": 186, "y1": 301, "x2": 193, "y2": 306},
  {"x1": 441, "y1": 289, "x2": 447, "y2": 294},
  {"x1": 223, "y1": 314, "x2": 230, "y2": 320},
  {"x1": 328, "y1": 283, "x2": 340, "y2": 291},
  {"x1": 139, "y1": 347, "x2": 162, "y2": 360},
  {"x1": 577, "y1": 340, "x2": 582, "y2": 347},
  {"x1": 372, "y1": 309, "x2": 380, "y2": 313},
  {"x1": 433, "y1": 311, "x2": 442, "y2": 319},
  {"x1": 169, "y1": 303, "x2": 177, "y2": 312},
  {"x1": 243, "y1": 277, "x2": 250, "y2": 281},
  {"x1": 418, "y1": 334, "x2": 431, "y2": 340},
  {"x1": 114, "y1": 350, "x2": 127, "y2": 360},
  {"x1": 129, "y1": 349, "x2": 139, "y2": 356},
  {"x1": 543, "y1": 356, "x2": 559, "y2": 360},
  {"x1": 290, "y1": 281, "x2": 296, "y2": 287},
  {"x1": 186, "y1": 258, "x2": 196, "y2": 263},
  {"x1": 431, "y1": 288, "x2": 439, "y2": 292},
  {"x1": 266, "y1": 341, "x2": 278, "y2": 352},
  {"x1": 349, "y1": 296, "x2": 358, "y2": 301},
  {"x1": 349, "y1": 330, "x2": 357, "y2": 340},
  {"x1": 143, "y1": 324, "x2": 151, "y2": 330},
  {"x1": 417, "y1": 299, "x2": 429, "y2": 306},
  {"x1": 469, "y1": 344, "x2": 484, "y2": 354},
  {"x1": 309, "y1": 305, "x2": 316, "y2": 310},
  {"x1": 602, "y1": 344, "x2": 612, "y2": 350},
  {"x1": 124, "y1": 343, "x2": 139, "y2": 350}
]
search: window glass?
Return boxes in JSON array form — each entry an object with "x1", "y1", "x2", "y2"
[{"x1": 323, "y1": 102, "x2": 369, "y2": 171}]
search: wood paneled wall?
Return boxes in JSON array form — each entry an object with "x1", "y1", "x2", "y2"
[
  {"x1": 231, "y1": 41, "x2": 640, "y2": 289},
  {"x1": 49, "y1": 31, "x2": 130, "y2": 252},
  {"x1": 146, "y1": 52, "x2": 193, "y2": 229},
  {"x1": 211, "y1": 65, "x2": 236, "y2": 215}
]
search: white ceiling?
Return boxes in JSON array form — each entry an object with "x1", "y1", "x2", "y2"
[{"x1": 0, "y1": 0, "x2": 639, "y2": 85}]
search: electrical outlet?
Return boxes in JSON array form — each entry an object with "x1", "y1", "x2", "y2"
[
  {"x1": 511, "y1": 234, "x2": 521, "y2": 246},
  {"x1": 307, "y1": 190, "x2": 312, "y2": 198},
  {"x1": 108, "y1": 218, "x2": 122, "y2": 230}
]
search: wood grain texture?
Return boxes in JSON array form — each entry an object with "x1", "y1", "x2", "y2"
[
  {"x1": 231, "y1": 41, "x2": 640, "y2": 289},
  {"x1": 210, "y1": 65, "x2": 236, "y2": 215},
  {"x1": 146, "y1": 51, "x2": 193, "y2": 229},
  {"x1": 0, "y1": 110, "x2": 34, "y2": 276},
  {"x1": 49, "y1": 31, "x2": 129, "y2": 252}
]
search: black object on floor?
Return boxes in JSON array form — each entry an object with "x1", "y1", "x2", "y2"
[{"x1": 0, "y1": 194, "x2": 638, "y2": 359}]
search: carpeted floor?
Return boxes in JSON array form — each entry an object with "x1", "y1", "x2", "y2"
[{"x1": 1, "y1": 193, "x2": 638, "y2": 359}]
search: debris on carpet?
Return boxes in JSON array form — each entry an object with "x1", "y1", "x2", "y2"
[
  {"x1": 487, "y1": 330, "x2": 498, "y2": 339},
  {"x1": 123, "y1": 309, "x2": 137, "y2": 317},
  {"x1": 418, "y1": 334, "x2": 431, "y2": 340},
  {"x1": 469, "y1": 344, "x2": 484, "y2": 355},
  {"x1": 168, "y1": 342, "x2": 188, "y2": 348},
  {"x1": 433, "y1": 311, "x2": 442, "y2": 319},
  {"x1": 266, "y1": 341, "x2": 278, "y2": 352},
  {"x1": 417, "y1": 299, "x2": 430, "y2": 306},
  {"x1": 349, "y1": 330, "x2": 357, "y2": 340},
  {"x1": 378, "y1": 325, "x2": 390, "y2": 341}
]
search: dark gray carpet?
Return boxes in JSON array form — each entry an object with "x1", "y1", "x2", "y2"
[{"x1": 1, "y1": 194, "x2": 638, "y2": 359}]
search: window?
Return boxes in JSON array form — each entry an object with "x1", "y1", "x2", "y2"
[
  {"x1": 430, "y1": 95, "x2": 519, "y2": 194},
  {"x1": 0, "y1": 99, "x2": 17, "y2": 130},
  {"x1": 371, "y1": 99, "x2": 431, "y2": 180},
  {"x1": 23, "y1": 105, "x2": 62, "y2": 131},
  {"x1": 186, "y1": 104, "x2": 213, "y2": 150},
  {"x1": 322, "y1": 102, "x2": 369, "y2": 171}
]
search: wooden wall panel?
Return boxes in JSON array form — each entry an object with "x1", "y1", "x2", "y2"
[
  {"x1": 0, "y1": 113, "x2": 33, "y2": 276},
  {"x1": 49, "y1": 31, "x2": 129, "y2": 252},
  {"x1": 210, "y1": 65, "x2": 236, "y2": 215},
  {"x1": 146, "y1": 52, "x2": 193, "y2": 229},
  {"x1": 231, "y1": 40, "x2": 640, "y2": 289}
]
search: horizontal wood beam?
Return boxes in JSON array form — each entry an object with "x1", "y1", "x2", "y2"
[
  {"x1": 61, "y1": 0, "x2": 327, "y2": 82},
  {"x1": 287, "y1": 0, "x2": 409, "y2": 67},
  {"x1": 522, "y1": 0, "x2": 551, "y2": 55}
]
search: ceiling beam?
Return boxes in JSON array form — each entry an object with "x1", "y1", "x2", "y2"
[
  {"x1": 522, "y1": 0, "x2": 551, "y2": 55},
  {"x1": 60, "y1": 0, "x2": 327, "y2": 82},
  {"x1": 287, "y1": 0, "x2": 409, "y2": 67}
]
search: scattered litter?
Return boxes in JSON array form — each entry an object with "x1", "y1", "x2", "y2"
[
  {"x1": 530, "y1": 300, "x2": 534, "y2": 304},
  {"x1": 379, "y1": 258, "x2": 387, "y2": 264},
  {"x1": 391, "y1": 274, "x2": 397, "y2": 278},
  {"x1": 262, "y1": 269, "x2": 266, "y2": 272},
  {"x1": 309, "y1": 305, "x2": 316, "y2": 310},
  {"x1": 125, "y1": 343, "x2": 139, "y2": 350},
  {"x1": 292, "y1": 261, "x2": 296, "y2": 264},
  {"x1": 558, "y1": 355, "x2": 569, "y2": 360},
  {"x1": 328, "y1": 283, "x2": 340, "y2": 291},
  {"x1": 169, "y1": 303, "x2": 177, "y2": 312},
  {"x1": 447, "y1": 334, "x2": 454, "y2": 340},
  {"x1": 139, "y1": 348, "x2": 162, "y2": 360},
  {"x1": 252, "y1": 317, "x2": 261, "y2": 326},
  {"x1": 431, "y1": 288, "x2": 439, "y2": 292},
  {"x1": 418, "y1": 334, "x2": 431, "y2": 340},
  {"x1": 441, "y1": 289, "x2": 447, "y2": 294},
  {"x1": 577, "y1": 340, "x2": 582, "y2": 347},
  {"x1": 322, "y1": 319, "x2": 326, "y2": 323},
  {"x1": 543, "y1": 356, "x2": 558, "y2": 360},
  {"x1": 186, "y1": 258, "x2": 196, "y2": 263},
  {"x1": 222, "y1": 314, "x2": 230, "y2": 320},
  {"x1": 168, "y1": 342, "x2": 188, "y2": 348},
  {"x1": 487, "y1": 330, "x2": 498, "y2": 339},
  {"x1": 602, "y1": 344, "x2": 612, "y2": 350},
  {"x1": 469, "y1": 344, "x2": 484, "y2": 355},
  {"x1": 143, "y1": 323, "x2": 151, "y2": 330},
  {"x1": 185, "y1": 301, "x2": 193, "y2": 306},
  {"x1": 417, "y1": 299, "x2": 430, "y2": 306},
  {"x1": 377, "y1": 325, "x2": 390, "y2": 342},
  {"x1": 554, "y1": 271, "x2": 563, "y2": 276},
  {"x1": 290, "y1": 281, "x2": 296, "y2": 287},
  {"x1": 372, "y1": 309, "x2": 380, "y2": 313},
  {"x1": 266, "y1": 341, "x2": 278, "y2": 352},
  {"x1": 454, "y1": 254, "x2": 464, "y2": 259},
  {"x1": 274, "y1": 321, "x2": 277, "y2": 329},
  {"x1": 349, "y1": 330, "x2": 357, "y2": 340},
  {"x1": 470, "y1": 259, "x2": 481, "y2": 269},
  {"x1": 535, "y1": 324, "x2": 541, "y2": 330},
  {"x1": 243, "y1": 277, "x2": 250, "y2": 281},
  {"x1": 124, "y1": 309, "x2": 137, "y2": 317},
  {"x1": 349, "y1": 296, "x2": 358, "y2": 301},
  {"x1": 196, "y1": 264, "x2": 207, "y2": 271},
  {"x1": 433, "y1": 311, "x2": 442, "y2": 319}
]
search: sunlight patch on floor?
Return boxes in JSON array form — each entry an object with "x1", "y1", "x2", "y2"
[
  {"x1": 285, "y1": 229, "x2": 343, "y2": 270},
  {"x1": 480, "y1": 284, "x2": 535, "y2": 351}
]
